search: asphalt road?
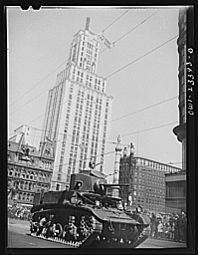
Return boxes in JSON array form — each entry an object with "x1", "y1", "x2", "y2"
[{"x1": 7, "y1": 219, "x2": 187, "y2": 249}]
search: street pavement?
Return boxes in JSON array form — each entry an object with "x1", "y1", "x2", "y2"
[
  {"x1": 7, "y1": 218, "x2": 187, "y2": 249},
  {"x1": 137, "y1": 237, "x2": 186, "y2": 249}
]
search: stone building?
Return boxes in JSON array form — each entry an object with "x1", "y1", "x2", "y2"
[
  {"x1": 8, "y1": 125, "x2": 54, "y2": 207},
  {"x1": 165, "y1": 7, "x2": 191, "y2": 213}
]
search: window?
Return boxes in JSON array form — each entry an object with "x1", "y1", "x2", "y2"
[{"x1": 57, "y1": 174, "x2": 61, "y2": 181}]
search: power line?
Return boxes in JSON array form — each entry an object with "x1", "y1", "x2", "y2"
[
  {"x1": 14, "y1": 91, "x2": 178, "y2": 146},
  {"x1": 100, "y1": 10, "x2": 158, "y2": 55},
  {"x1": 111, "y1": 96, "x2": 177, "y2": 122},
  {"x1": 9, "y1": 77, "x2": 89, "y2": 116},
  {"x1": 101, "y1": 9, "x2": 130, "y2": 33},
  {"x1": 9, "y1": 92, "x2": 178, "y2": 147},
  {"x1": 122, "y1": 121, "x2": 177, "y2": 137},
  {"x1": 112, "y1": 10, "x2": 158, "y2": 45},
  {"x1": 27, "y1": 125, "x2": 118, "y2": 147},
  {"x1": 9, "y1": 11, "x2": 130, "y2": 108},
  {"x1": 110, "y1": 121, "x2": 177, "y2": 140},
  {"x1": 9, "y1": 11, "x2": 161, "y2": 114},
  {"x1": 9, "y1": 59, "x2": 67, "y2": 107},
  {"x1": 54, "y1": 150, "x2": 115, "y2": 169},
  {"x1": 105, "y1": 34, "x2": 178, "y2": 79},
  {"x1": 9, "y1": 87, "x2": 49, "y2": 116}
]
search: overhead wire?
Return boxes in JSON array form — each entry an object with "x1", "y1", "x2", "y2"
[
  {"x1": 54, "y1": 150, "x2": 115, "y2": 169},
  {"x1": 9, "y1": 9, "x2": 130, "y2": 109},
  {"x1": 100, "y1": 10, "x2": 158, "y2": 54},
  {"x1": 110, "y1": 121, "x2": 177, "y2": 140},
  {"x1": 105, "y1": 34, "x2": 178, "y2": 79},
  {"x1": 18, "y1": 91, "x2": 178, "y2": 146},
  {"x1": 9, "y1": 59, "x2": 67, "y2": 107},
  {"x1": 9, "y1": 11, "x2": 180, "y2": 166},
  {"x1": 110, "y1": 96, "x2": 177, "y2": 122},
  {"x1": 101, "y1": 9, "x2": 130, "y2": 33},
  {"x1": 9, "y1": 9, "x2": 161, "y2": 116},
  {"x1": 112, "y1": 10, "x2": 158, "y2": 45}
]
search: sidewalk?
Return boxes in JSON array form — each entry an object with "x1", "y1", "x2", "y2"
[
  {"x1": 150, "y1": 236, "x2": 186, "y2": 244},
  {"x1": 8, "y1": 218, "x2": 30, "y2": 235}
]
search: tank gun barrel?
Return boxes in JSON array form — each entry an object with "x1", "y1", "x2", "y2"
[{"x1": 103, "y1": 184, "x2": 129, "y2": 187}]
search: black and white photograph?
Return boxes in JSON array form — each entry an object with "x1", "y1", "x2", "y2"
[{"x1": 6, "y1": 5, "x2": 195, "y2": 252}]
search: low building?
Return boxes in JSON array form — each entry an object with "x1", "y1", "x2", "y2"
[
  {"x1": 119, "y1": 147, "x2": 182, "y2": 214},
  {"x1": 165, "y1": 170, "x2": 186, "y2": 213},
  {"x1": 8, "y1": 126, "x2": 55, "y2": 207}
]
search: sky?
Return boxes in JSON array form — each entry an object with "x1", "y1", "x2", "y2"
[{"x1": 7, "y1": 6, "x2": 184, "y2": 178}]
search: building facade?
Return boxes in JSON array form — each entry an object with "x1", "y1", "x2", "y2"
[
  {"x1": 165, "y1": 170, "x2": 186, "y2": 212},
  {"x1": 173, "y1": 8, "x2": 187, "y2": 170},
  {"x1": 119, "y1": 148, "x2": 182, "y2": 214},
  {"x1": 165, "y1": 8, "x2": 189, "y2": 213},
  {"x1": 8, "y1": 125, "x2": 54, "y2": 207},
  {"x1": 40, "y1": 18, "x2": 113, "y2": 191}
]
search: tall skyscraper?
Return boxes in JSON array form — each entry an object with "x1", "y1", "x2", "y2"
[{"x1": 40, "y1": 18, "x2": 113, "y2": 191}]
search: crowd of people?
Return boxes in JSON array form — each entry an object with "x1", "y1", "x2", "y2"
[
  {"x1": 8, "y1": 205, "x2": 32, "y2": 221},
  {"x1": 148, "y1": 211, "x2": 187, "y2": 242}
]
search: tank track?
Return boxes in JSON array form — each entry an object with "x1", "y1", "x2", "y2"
[
  {"x1": 27, "y1": 229, "x2": 149, "y2": 248},
  {"x1": 28, "y1": 232, "x2": 82, "y2": 247}
]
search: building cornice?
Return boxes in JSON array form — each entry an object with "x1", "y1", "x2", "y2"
[{"x1": 173, "y1": 123, "x2": 186, "y2": 142}]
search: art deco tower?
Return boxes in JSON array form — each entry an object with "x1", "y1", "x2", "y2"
[{"x1": 40, "y1": 18, "x2": 113, "y2": 190}]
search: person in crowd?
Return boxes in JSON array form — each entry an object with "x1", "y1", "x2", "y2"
[
  {"x1": 164, "y1": 222, "x2": 171, "y2": 239},
  {"x1": 177, "y1": 212, "x2": 186, "y2": 242},
  {"x1": 150, "y1": 213, "x2": 157, "y2": 238},
  {"x1": 170, "y1": 221, "x2": 175, "y2": 240},
  {"x1": 173, "y1": 214, "x2": 179, "y2": 241},
  {"x1": 157, "y1": 219, "x2": 163, "y2": 238}
]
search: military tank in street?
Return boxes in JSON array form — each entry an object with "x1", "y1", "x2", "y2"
[{"x1": 30, "y1": 170, "x2": 150, "y2": 248}]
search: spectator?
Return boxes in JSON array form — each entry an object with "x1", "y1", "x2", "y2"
[
  {"x1": 164, "y1": 222, "x2": 171, "y2": 239},
  {"x1": 170, "y1": 221, "x2": 175, "y2": 240},
  {"x1": 150, "y1": 213, "x2": 157, "y2": 238},
  {"x1": 173, "y1": 215, "x2": 179, "y2": 241},
  {"x1": 178, "y1": 212, "x2": 186, "y2": 242},
  {"x1": 157, "y1": 220, "x2": 163, "y2": 238}
]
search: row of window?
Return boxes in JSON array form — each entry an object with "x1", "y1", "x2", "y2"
[
  {"x1": 134, "y1": 171, "x2": 165, "y2": 182},
  {"x1": 8, "y1": 166, "x2": 51, "y2": 183},
  {"x1": 16, "y1": 192, "x2": 35, "y2": 203},
  {"x1": 59, "y1": 84, "x2": 74, "y2": 171},
  {"x1": 67, "y1": 86, "x2": 86, "y2": 178},
  {"x1": 79, "y1": 96, "x2": 93, "y2": 170},
  {"x1": 10, "y1": 178, "x2": 49, "y2": 192},
  {"x1": 71, "y1": 72, "x2": 105, "y2": 92},
  {"x1": 72, "y1": 67, "x2": 105, "y2": 88}
]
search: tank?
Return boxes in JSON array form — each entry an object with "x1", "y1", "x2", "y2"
[{"x1": 30, "y1": 170, "x2": 150, "y2": 248}]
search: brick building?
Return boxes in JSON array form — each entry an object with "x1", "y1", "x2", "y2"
[{"x1": 119, "y1": 147, "x2": 182, "y2": 213}]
